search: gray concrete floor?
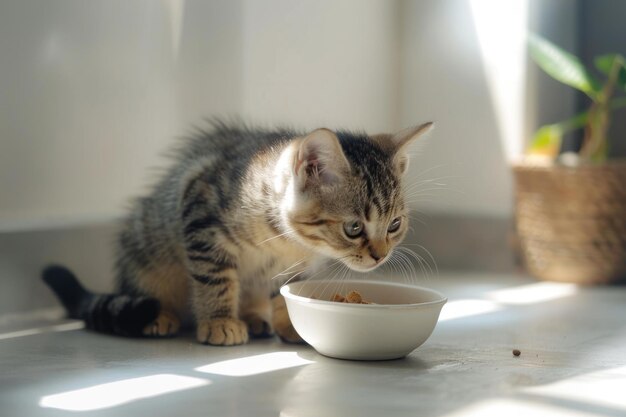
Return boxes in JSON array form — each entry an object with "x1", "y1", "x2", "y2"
[{"x1": 1, "y1": 272, "x2": 625, "y2": 417}]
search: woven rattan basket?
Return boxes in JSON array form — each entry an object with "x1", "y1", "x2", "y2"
[{"x1": 513, "y1": 160, "x2": 626, "y2": 284}]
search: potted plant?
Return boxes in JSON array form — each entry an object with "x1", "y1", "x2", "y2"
[{"x1": 513, "y1": 34, "x2": 626, "y2": 284}]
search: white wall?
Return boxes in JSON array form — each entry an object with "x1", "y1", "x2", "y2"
[
  {"x1": 0, "y1": 0, "x2": 244, "y2": 230},
  {"x1": 399, "y1": 0, "x2": 513, "y2": 217},
  {"x1": 0, "y1": 0, "x2": 401, "y2": 231},
  {"x1": 0, "y1": 0, "x2": 579, "y2": 230},
  {"x1": 240, "y1": 0, "x2": 400, "y2": 132},
  {"x1": 397, "y1": 0, "x2": 579, "y2": 218}
]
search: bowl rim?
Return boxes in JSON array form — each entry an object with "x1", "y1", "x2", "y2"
[{"x1": 280, "y1": 279, "x2": 447, "y2": 310}]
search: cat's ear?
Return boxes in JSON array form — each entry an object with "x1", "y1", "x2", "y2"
[
  {"x1": 376, "y1": 122, "x2": 434, "y2": 176},
  {"x1": 294, "y1": 128, "x2": 350, "y2": 188}
]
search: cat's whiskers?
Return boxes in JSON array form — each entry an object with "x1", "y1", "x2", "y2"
[
  {"x1": 397, "y1": 248, "x2": 428, "y2": 281},
  {"x1": 271, "y1": 258, "x2": 309, "y2": 289},
  {"x1": 304, "y1": 260, "x2": 345, "y2": 299},
  {"x1": 281, "y1": 269, "x2": 308, "y2": 287},
  {"x1": 407, "y1": 213, "x2": 427, "y2": 227},
  {"x1": 335, "y1": 262, "x2": 352, "y2": 303},
  {"x1": 403, "y1": 181, "x2": 464, "y2": 205},
  {"x1": 396, "y1": 252, "x2": 414, "y2": 284},
  {"x1": 390, "y1": 250, "x2": 414, "y2": 284},
  {"x1": 397, "y1": 245, "x2": 438, "y2": 279},
  {"x1": 386, "y1": 255, "x2": 409, "y2": 285},
  {"x1": 398, "y1": 249, "x2": 421, "y2": 283},
  {"x1": 402, "y1": 173, "x2": 463, "y2": 207},
  {"x1": 404, "y1": 187, "x2": 449, "y2": 197},
  {"x1": 296, "y1": 255, "x2": 352, "y2": 299},
  {"x1": 410, "y1": 164, "x2": 450, "y2": 181},
  {"x1": 318, "y1": 261, "x2": 351, "y2": 301},
  {"x1": 404, "y1": 174, "x2": 456, "y2": 189},
  {"x1": 403, "y1": 182, "x2": 449, "y2": 197},
  {"x1": 400, "y1": 244, "x2": 438, "y2": 272},
  {"x1": 408, "y1": 168, "x2": 456, "y2": 188},
  {"x1": 403, "y1": 185, "x2": 450, "y2": 202},
  {"x1": 255, "y1": 230, "x2": 296, "y2": 246},
  {"x1": 271, "y1": 257, "x2": 308, "y2": 280}
]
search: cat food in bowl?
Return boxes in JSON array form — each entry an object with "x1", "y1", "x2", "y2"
[{"x1": 280, "y1": 280, "x2": 447, "y2": 360}]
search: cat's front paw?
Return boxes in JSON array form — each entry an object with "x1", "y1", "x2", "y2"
[
  {"x1": 271, "y1": 295, "x2": 305, "y2": 344},
  {"x1": 196, "y1": 318, "x2": 249, "y2": 346}
]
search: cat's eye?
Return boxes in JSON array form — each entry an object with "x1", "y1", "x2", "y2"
[
  {"x1": 387, "y1": 217, "x2": 402, "y2": 233},
  {"x1": 343, "y1": 220, "x2": 364, "y2": 238}
]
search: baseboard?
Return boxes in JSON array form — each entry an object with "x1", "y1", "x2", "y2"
[
  {"x1": 0, "y1": 223, "x2": 119, "y2": 316},
  {"x1": 0, "y1": 213, "x2": 515, "y2": 316},
  {"x1": 403, "y1": 214, "x2": 516, "y2": 274}
]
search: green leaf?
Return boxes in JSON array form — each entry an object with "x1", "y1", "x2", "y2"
[
  {"x1": 529, "y1": 97, "x2": 626, "y2": 160},
  {"x1": 559, "y1": 110, "x2": 589, "y2": 132},
  {"x1": 528, "y1": 110, "x2": 589, "y2": 157},
  {"x1": 528, "y1": 125, "x2": 562, "y2": 157},
  {"x1": 528, "y1": 34, "x2": 601, "y2": 98},
  {"x1": 594, "y1": 54, "x2": 626, "y2": 91}
]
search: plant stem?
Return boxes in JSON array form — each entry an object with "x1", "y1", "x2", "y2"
[{"x1": 581, "y1": 58, "x2": 622, "y2": 161}]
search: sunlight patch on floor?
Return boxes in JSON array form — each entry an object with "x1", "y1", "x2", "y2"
[
  {"x1": 524, "y1": 366, "x2": 626, "y2": 412},
  {"x1": 39, "y1": 374, "x2": 210, "y2": 411},
  {"x1": 441, "y1": 366, "x2": 626, "y2": 417},
  {"x1": 195, "y1": 352, "x2": 314, "y2": 377},
  {"x1": 442, "y1": 397, "x2": 598, "y2": 417},
  {"x1": 487, "y1": 282, "x2": 578, "y2": 305},
  {"x1": 439, "y1": 281, "x2": 578, "y2": 321},
  {"x1": 0, "y1": 321, "x2": 84, "y2": 341}
]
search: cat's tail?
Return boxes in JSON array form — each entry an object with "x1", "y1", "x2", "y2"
[{"x1": 42, "y1": 265, "x2": 160, "y2": 337}]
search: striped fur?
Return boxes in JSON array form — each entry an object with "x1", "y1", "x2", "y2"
[
  {"x1": 42, "y1": 120, "x2": 432, "y2": 345},
  {"x1": 42, "y1": 266, "x2": 160, "y2": 336}
]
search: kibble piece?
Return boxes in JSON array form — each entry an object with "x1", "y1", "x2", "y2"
[
  {"x1": 345, "y1": 291, "x2": 363, "y2": 304},
  {"x1": 513, "y1": 349, "x2": 521, "y2": 357},
  {"x1": 331, "y1": 293, "x2": 346, "y2": 302},
  {"x1": 330, "y1": 290, "x2": 372, "y2": 304}
]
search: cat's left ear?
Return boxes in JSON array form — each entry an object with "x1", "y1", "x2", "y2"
[
  {"x1": 294, "y1": 128, "x2": 350, "y2": 189},
  {"x1": 376, "y1": 122, "x2": 434, "y2": 176}
]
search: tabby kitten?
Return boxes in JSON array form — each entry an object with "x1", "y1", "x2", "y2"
[{"x1": 43, "y1": 120, "x2": 433, "y2": 345}]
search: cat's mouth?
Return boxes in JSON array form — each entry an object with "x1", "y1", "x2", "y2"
[{"x1": 343, "y1": 257, "x2": 388, "y2": 273}]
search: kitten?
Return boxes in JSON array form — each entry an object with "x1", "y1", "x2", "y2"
[{"x1": 43, "y1": 120, "x2": 433, "y2": 345}]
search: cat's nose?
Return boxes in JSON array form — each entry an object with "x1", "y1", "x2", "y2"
[{"x1": 368, "y1": 243, "x2": 388, "y2": 263}]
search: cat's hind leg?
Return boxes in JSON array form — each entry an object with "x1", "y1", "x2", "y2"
[
  {"x1": 271, "y1": 295, "x2": 304, "y2": 344},
  {"x1": 142, "y1": 310, "x2": 181, "y2": 337},
  {"x1": 126, "y1": 261, "x2": 189, "y2": 338},
  {"x1": 240, "y1": 297, "x2": 274, "y2": 338}
]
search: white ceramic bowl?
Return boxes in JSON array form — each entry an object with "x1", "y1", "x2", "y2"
[{"x1": 280, "y1": 280, "x2": 447, "y2": 360}]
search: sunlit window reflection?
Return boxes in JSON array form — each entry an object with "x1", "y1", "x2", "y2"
[{"x1": 39, "y1": 374, "x2": 210, "y2": 411}]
